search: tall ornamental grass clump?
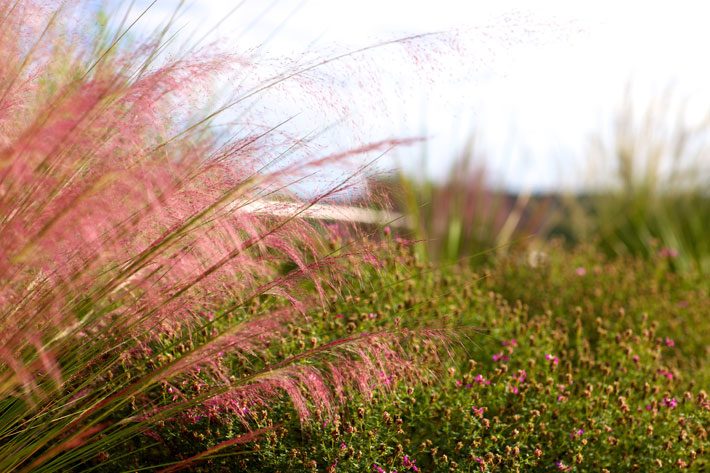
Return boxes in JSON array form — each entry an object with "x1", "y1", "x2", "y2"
[
  {"x1": 570, "y1": 92, "x2": 710, "y2": 274},
  {"x1": 384, "y1": 142, "x2": 553, "y2": 264},
  {"x1": 0, "y1": 2, "x2": 435, "y2": 471}
]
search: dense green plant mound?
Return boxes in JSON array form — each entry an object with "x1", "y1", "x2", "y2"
[{"x1": 102, "y1": 241, "x2": 708, "y2": 471}]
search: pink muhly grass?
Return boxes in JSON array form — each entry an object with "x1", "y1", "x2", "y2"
[{"x1": 0, "y1": 1, "x2": 446, "y2": 471}]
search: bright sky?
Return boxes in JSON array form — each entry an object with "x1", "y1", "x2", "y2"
[{"x1": 126, "y1": 0, "x2": 710, "y2": 191}]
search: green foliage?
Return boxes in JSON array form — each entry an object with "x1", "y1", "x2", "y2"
[
  {"x1": 387, "y1": 142, "x2": 552, "y2": 265},
  {"x1": 100, "y1": 241, "x2": 708, "y2": 471},
  {"x1": 565, "y1": 92, "x2": 710, "y2": 274}
]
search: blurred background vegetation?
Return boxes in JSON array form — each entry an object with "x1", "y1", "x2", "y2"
[{"x1": 373, "y1": 91, "x2": 709, "y2": 275}]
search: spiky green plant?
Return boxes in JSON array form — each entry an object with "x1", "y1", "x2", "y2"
[
  {"x1": 385, "y1": 139, "x2": 553, "y2": 264},
  {"x1": 572, "y1": 90, "x2": 710, "y2": 274}
]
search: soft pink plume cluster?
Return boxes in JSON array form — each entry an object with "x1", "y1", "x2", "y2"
[{"x1": 0, "y1": 3, "x2": 428, "y2": 468}]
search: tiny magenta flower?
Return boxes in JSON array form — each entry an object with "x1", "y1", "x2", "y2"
[
  {"x1": 492, "y1": 352, "x2": 509, "y2": 363},
  {"x1": 545, "y1": 353, "x2": 559, "y2": 366},
  {"x1": 501, "y1": 338, "x2": 518, "y2": 347},
  {"x1": 473, "y1": 374, "x2": 491, "y2": 385},
  {"x1": 662, "y1": 397, "x2": 678, "y2": 409},
  {"x1": 402, "y1": 454, "x2": 419, "y2": 471},
  {"x1": 657, "y1": 369, "x2": 674, "y2": 380},
  {"x1": 575, "y1": 266, "x2": 587, "y2": 276},
  {"x1": 471, "y1": 406, "x2": 485, "y2": 418},
  {"x1": 515, "y1": 369, "x2": 527, "y2": 383},
  {"x1": 664, "y1": 337, "x2": 675, "y2": 348}
]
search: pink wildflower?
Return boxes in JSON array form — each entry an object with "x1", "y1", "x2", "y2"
[
  {"x1": 657, "y1": 369, "x2": 674, "y2": 380},
  {"x1": 575, "y1": 266, "x2": 587, "y2": 276},
  {"x1": 662, "y1": 397, "x2": 678, "y2": 409},
  {"x1": 492, "y1": 352, "x2": 509, "y2": 363},
  {"x1": 473, "y1": 374, "x2": 491, "y2": 385},
  {"x1": 515, "y1": 369, "x2": 527, "y2": 383},
  {"x1": 545, "y1": 353, "x2": 560, "y2": 366},
  {"x1": 664, "y1": 337, "x2": 675, "y2": 348},
  {"x1": 402, "y1": 454, "x2": 419, "y2": 471},
  {"x1": 471, "y1": 406, "x2": 485, "y2": 418}
]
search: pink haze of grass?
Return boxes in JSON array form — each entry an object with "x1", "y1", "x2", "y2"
[{"x1": 0, "y1": 1, "x2": 444, "y2": 470}]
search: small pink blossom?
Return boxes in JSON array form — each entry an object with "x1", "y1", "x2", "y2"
[
  {"x1": 515, "y1": 369, "x2": 527, "y2": 383},
  {"x1": 402, "y1": 454, "x2": 419, "y2": 471},
  {"x1": 575, "y1": 266, "x2": 587, "y2": 276},
  {"x1": 471, "y1": 406, "x2": 485, "y2": 418},
  {"x1": 657, "y1": 369, "x2": 674, "y2": 380},
  {"x1": 662, "y1": 397, "x2": 678, "y2": 409},
  {"x1": 473, "y1": 374, "x2": 491, "y2": 385},
  {"x1": 492, "y1": 352, "x2": 509, "y2": 363},
  {"x1": 501, "y1": 338, "x2": 518, "y2": 347},
  {"x1": 545, "y1": 353, "x2": 559, "y2": 366},
  {"x1": 664, "y1": 337, "x2": 675, "y2": 348}
]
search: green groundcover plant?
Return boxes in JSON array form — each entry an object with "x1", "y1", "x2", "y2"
[{"x1": 96, "y1": 239, "x2": 708, "y2": 471}]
